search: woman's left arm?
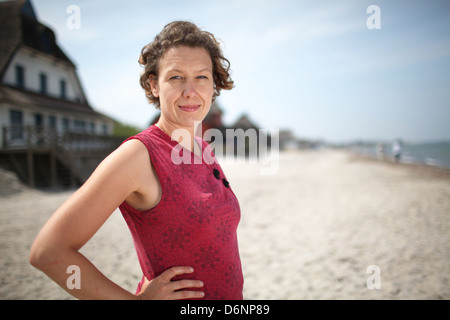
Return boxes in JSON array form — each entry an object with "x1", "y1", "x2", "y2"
[{"x1": 29, "y1": 141, "x2": 147, "y2": 299}]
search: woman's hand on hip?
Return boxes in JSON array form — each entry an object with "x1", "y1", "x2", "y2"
[{"x1": 136, "y1": 266, "x2": 204, "y2": 300}]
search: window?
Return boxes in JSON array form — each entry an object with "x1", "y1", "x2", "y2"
[
  {"x1": 9, "y1": 110, "x2": 23, "y2": 140},
  {"x1": 41, "y1": 30, "x2": 52, "y2": 54},
  {"x1": 34, "y1": 113, "x2": 44, "y2": 145},
  {"x1": 48, "y1": 115, "x2": 56, "y2": 129},
  {"x1": 73, "y1": 119, "x2": 86, "y2": 132},
  {"x1": 62, "y1": 118, "x2": 70, "y2": 132},
  {"x1": 39, "y1": 73, "x2": 47, "y2": 94},
  {"x1": 34, "y1": 113, "x2": 43, "y2": 127},
  {"x1": 90, "y1": 122, "x2": 96, "y2": 134},
  {"x1": 60, "y1": 79, "x2": 66, "y2": 99},
  {"x1": 15, "y1": 65, "x2": 25, "y2": 89}
]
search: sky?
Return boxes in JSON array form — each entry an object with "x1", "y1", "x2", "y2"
[{"x1": 24, "y1": 0, "x2": 450, "y2": 143}]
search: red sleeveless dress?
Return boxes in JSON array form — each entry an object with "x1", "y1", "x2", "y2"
[{"x1": 119, "y1": 125, "x2": 244, "y2": 299}]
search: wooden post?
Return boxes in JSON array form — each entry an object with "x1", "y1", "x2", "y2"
[
  {"x1": 66, "y1": 133, "x2": 76, "y2": 188},
  {"x1": 49, "y1": 128, "x2": 57, "y2": 189},
  {"x1": 2, "y1": 127, "x2": 7, "y2": 149},
  {"x1": 50, "y1": 149, "x2": 57, "y2": 189},
  {"x1": 27, "y1": 149, "x2": 34, "y2": 188},
  {"x1": 26, "y1": 126, "x2": 34, "y2": 188}
]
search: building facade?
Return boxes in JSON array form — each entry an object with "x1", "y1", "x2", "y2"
[
  {"x1": 0, "y1": 0, "x2": 119, "y2": 188},
  {"x1": 0, "y1": 0, "x2": 114, "y2": 145}
]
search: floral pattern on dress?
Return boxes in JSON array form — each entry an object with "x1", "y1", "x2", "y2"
[{"x1": 119, "y1": 125, "x2": 243, "y2": 300}]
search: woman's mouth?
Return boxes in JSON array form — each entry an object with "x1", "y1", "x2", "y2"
[{"x1": 179, "y1": 105, "x2": 200, "y2": 112}]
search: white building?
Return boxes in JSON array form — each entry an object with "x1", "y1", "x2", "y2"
[
  {"x1": 0, "y1": 0, "x2": 118, "y2": 188},
  {"x1": 0, "y1": 0, "x2": 114, "y2": 146}
]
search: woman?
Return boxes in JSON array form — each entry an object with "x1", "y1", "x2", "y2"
[{"x1": 30, "y1": 21, "x2": 244, "y2": 300}]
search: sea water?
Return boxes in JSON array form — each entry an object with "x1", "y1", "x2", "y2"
[
  {"x1": 400, "y1": 142, "x2": 450, "y2": 169},
  {"x1": 352, "y1": 141, "x2": 450, "y2": 170}
]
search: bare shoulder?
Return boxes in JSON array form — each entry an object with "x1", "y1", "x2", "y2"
[
  {"x1": 85, "y1": 138, "x2": 160, "y2": 211},
  {"x1": 76, "y1": 139, "x2": 150, "y2": 197},
  {"x1": 108, "y1": 138, "x2": 149, "y2": 166},
  {"x1": 85, "y1": 139, "x2": 142, "y2": 186},
  {"x1": 114, "y1": 139, "x2": 161, "y2": 211}
]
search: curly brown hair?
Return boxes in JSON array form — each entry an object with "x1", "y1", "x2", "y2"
[{"x1": 139, "y1": 21, "x2": 234, "y2": 109}]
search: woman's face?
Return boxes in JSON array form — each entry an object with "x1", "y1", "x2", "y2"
[{"x1": 150, "y1": 46, "x2": 214, "y2": 130}]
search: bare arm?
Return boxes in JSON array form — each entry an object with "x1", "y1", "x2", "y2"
[{"x1": 29, "y1": 140, "x2": 203, "y2": 299}]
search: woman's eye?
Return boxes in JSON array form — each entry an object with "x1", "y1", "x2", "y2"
[
  {"x1": 197, "y1": 75, "x2": 208, "y2": 80},
  {"x1": 169, "y1": 76, "x2": 182, "y2": 80}
]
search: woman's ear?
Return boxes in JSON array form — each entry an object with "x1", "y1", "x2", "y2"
[{"x1": 149, "y1": 75, "x2": 159, "y2": 98}]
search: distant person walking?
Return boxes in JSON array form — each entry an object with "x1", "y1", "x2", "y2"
[
  {"x1": 392, "y1": 139, "x2": 402, "y2": 163},
  {"x1": 376, "y1": 143, "x2": 385, "y2": 161}
]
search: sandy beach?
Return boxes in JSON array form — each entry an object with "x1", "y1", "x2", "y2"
[{"x1": 0, "y1": 149, "x2": 449, "y2": 300}]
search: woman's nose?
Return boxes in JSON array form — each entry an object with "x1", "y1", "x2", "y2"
[{"x1": 182, "y1": 80, "x2": 197, "y2": 99}]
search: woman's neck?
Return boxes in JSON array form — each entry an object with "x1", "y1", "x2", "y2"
[{"x1": 155, "y1": 118, "x2": 201, "y2": 153}]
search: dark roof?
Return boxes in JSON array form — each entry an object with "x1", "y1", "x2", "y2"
[
  {"x1": 0, "y1": 84, "x2": 113, "y2": 120},
  {"x1": 230, "y1": 114, "x2": 260, "y2": 131},
  {"x1": 202, "y1": 101, "x2": 222, "y2": 121},
  {"x1": 0, "y1": 0, "x2": 74, "y2": 77}
]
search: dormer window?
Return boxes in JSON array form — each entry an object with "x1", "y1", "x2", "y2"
[
  {"x1": 15, "y1": 65, "x2": 25, "y2": 89},
  {"x1": 60, "y1": 79, "x2": 67, "y2": 99},
  {"x1": 39, "y1": 72, "x2": 47, "y2": 94}
]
